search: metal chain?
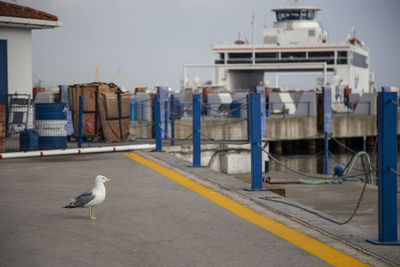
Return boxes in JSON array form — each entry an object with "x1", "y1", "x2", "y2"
[
  {"x1": 331, "y1": 137, "x2": 357, "y2": 154},
  {"x1": 207, "y1": 147, "x2": 251, "y2": 168},
  {"x1": 259, "y1": 140, "x2": 375, "y2": 225},
  {"x1": 390, "y1": 168, "x2": 400, "y2": 176},
  {"x1": 157, "y1": 123, "x2": 171, "y2": 139},
  {"x1": 390, "y1": 99, "x2": 400, "y2": 107},
  {"x1": 169, "y1": 103, "x2": 193, "y2": 116},
  {"x1": 200, "y1": 101, "x2": 248, "y2": 114},
  {"x1": 202, "y1": 119, "x2": 247, "y2": 128},
  {"x1": 258, "y1": 143, "x2": 374, "y2": 179},
  {"x1": 199, "y1": 131, "x2": 249, "y2": 145}
]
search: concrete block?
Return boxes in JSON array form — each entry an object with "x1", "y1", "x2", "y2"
[
  {"x1": 294, "y1": 92, "x2": 316, "y2": 117},
  {"x1": 269, "y1": 93, "x2": 296, "y2": 114},
  {"x1": 354, "y1": 93, "x2": 376, "y2": 115}
]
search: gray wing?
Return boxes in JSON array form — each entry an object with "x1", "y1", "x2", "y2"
[{"x1": 71, "y1": 190, "x2": 96, "y2": 207}]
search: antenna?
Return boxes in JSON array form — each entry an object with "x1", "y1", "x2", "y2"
[
  {"x1": 264, "y1": 13, "x2": 268, "y2": 28},
  {"x1": 252, "y1": 13, "x2": 256, "y2": 64},
  {"x1": 96, "y1": 67, "x2": 101, "y2": 82},
  {"x1": 113, "y1": 69, "x2": 121, "y2": 84}
]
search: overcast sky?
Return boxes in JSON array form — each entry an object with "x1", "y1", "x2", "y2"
[{"x1": 11, "y1": 0, "x2": 400, "y2": 91}]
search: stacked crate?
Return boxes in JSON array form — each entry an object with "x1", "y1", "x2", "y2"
[
  {"x1": 68, "y1": 82, "x2": 107, "y2": 138},
  {"x1": 98, "y1": 86, "x2": 130, "y2": 143},
  {"x1": 68, "y1": 83, "x2": 131, "y2": 142}
]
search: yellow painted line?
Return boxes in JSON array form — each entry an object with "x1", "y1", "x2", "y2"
[{"x1": 125, "y1": 153, "x2": 368, "y2": 267}]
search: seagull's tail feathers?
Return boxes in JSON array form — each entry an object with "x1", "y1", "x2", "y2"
[{"x1": 63, "y1": 198, "x2": 78, "y2": 208}]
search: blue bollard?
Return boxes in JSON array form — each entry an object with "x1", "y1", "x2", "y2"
[
  {"x1": 368, "y1": 91, "x2": 400, "y2": 245},
  {"x1": 247, "y1": 93, "x2": 266, "y2": 191},
  {"x1": 324, "y1": 132, "x2": 329, "y2": 175},
  {"x1": 192, "y1": 94, "x2": 201, "y2": 167},
  {"x1": 164, "y1": 101, "x2": 169, "y2": 139},
  {"x1": 154, "y1": 94, "x2": 163, "y2": 152},
  {"x1": 170, "y1": 95, "x2": 175, "y2": 146}
]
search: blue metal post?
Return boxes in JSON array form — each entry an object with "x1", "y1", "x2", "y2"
[
  {"x1": 170, "y1": 95, "x2": 175, "y2": 146},
  {"x1": 368, "y1": 91, "x2": 400, "y2": 245},
  {"x1": 164, "y1": 101, "x2": 169, "y2": 139},
  {"x1": 248, "y1": 93, "x2": 265, "y2": 191},
  {"x1": 324, "y1": 132, "x2": 329, "y2": 175},
  {"x1": 154, "y1": 94, "x2": 163, "y2": 152},
  {"x1": 323, "y1": 87, "x2": 332, "y2": 175},
  {"x1": 78, "y1": 95, "x2": 83, "y2": 148},
  {"x1": 192, "y1": 94, "x2": 201, "y2": 167}
]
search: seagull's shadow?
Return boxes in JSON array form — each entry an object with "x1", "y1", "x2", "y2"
[{"x1": 58, "y1": 213, "x2": 93, "y2": 220}]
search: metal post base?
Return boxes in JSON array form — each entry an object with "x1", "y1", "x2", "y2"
[
  {"x1": 244, "y1": 188, "x2": 269, "y2": 191},
  {"x1": 367, "y1": 239, "x2": 400, "y2": 245},
  {"x1": 189, "y1": 165, "x2": 204, "y2": 168}
]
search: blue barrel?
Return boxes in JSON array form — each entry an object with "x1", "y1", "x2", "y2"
[
  {"x1": 130, "y1": 99, "x2": 136, "y2": 121},
  {"x1": 35, "y1": 104, "x2": 67, "y2": 150},
  {"x1": 20, "y1": 130, "x2": 39, "y2": 151}
]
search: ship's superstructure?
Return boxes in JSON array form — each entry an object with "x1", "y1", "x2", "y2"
[{"x1": 184, "y1": 1, "x2": 373, "y2": 101}]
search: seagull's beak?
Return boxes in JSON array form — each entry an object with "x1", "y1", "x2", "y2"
[{"x1": 107, "y1": 179, "x2": 112, "y2": 182}]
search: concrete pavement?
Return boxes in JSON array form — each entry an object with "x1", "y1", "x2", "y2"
[{"x1": 0, "y1": 151, "x2": 398, "y2": 266}]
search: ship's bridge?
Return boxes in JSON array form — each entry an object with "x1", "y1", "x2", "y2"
[{"x1": 264, "y1": 6, "x2": 327, "y2": 45}]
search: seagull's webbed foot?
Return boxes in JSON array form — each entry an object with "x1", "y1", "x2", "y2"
[{"x1": 89, "y1": 207, "x2": 99, "y2": 220}]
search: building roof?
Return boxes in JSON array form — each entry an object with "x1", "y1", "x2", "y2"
[
  {"x1": 0, "y1": 1, "x2": 58, "y2": 21},
  {"x1": 0, "y1": 1, "x2": 61, "y2": 29}
]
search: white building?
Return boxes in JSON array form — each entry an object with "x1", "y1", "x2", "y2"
[{"x1": 0, "y1": 1, "x2": 62, "y2": 105}]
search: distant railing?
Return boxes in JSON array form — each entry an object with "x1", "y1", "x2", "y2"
[
  {"x1": 267, "y1": 101, "x2": 311, "y2": 117},
  {"x1": 334, "y1": 101, "x2": 372, "y2": 115}
]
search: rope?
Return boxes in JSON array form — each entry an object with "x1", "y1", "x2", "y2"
[{"x1": 328, "y1": 151, "x2": 365, "y2": 172}]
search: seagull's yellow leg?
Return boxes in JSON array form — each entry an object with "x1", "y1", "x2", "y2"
[{"x1": 90, "y1": 207, "x2": 98, "y2": 220}]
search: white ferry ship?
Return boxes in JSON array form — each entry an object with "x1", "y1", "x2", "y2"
[{"x1": 183, "y1": 1, "x2": 374, "y2": 101}]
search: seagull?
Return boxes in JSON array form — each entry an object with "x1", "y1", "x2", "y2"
[{"x1": 64, "y1": 175, "x2": 112, "y2": 220}]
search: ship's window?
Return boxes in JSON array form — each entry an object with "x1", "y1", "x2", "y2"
[
  {"x1": 276, "y1": 11, "x2": 286, "y2": 22},
  {"x1": 351, "y1": 52, "x2": 368, "y2": 68},
  {"x1": 337, "y1": 51, "x2": 348, "y2": 64},
  {"x1": 287, "y1": 11, "x2": 300, "y2": 20},
  {"x1": 309, "y1": 51, "x2": 334, "y2": 64},
  {"x1": 229, "y1": 53, "x2": 252, "y2": 59},
  {"x1": 301, "y1": 10, "x2": 308, "y2": 20},
  {"x1": 282, "y1": 52, "x2": 306, "y2": 58},
  {"x1": 256, "y1": 53, "x2": 278, "y2": 58},
  {"x1": 306, "y1": 10, "x2": 315, "y2": 20}
]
